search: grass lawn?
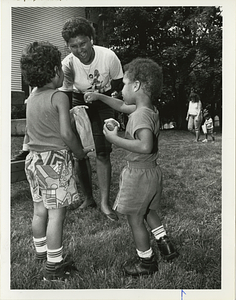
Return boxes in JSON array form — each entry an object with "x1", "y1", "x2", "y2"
[{"x1": 10, "y1": 129, "x2": 222, "y2": 290}]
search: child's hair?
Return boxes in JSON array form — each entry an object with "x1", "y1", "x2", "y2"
[
  {"x1": 20, "y1": 41, "x2": 61, "y2": 88},
  {"x1": 62, "y1": 17, "x2": 95, "y2": 43},
  {"x1": 124, "y1": 58, "x2": 163, "y2": 104},
  {"x1": 203, "y1": 108, "x2": 210, "y2": 118}
]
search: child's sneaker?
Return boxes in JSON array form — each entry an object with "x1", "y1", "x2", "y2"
[
  {"x1": 202, "y1": 139, "x2": 208, "y2": 143},
  {"x1": 122, "y1": 255, "x2": 158, "y2": 276},
  {"x1": 156, "y1": 236, "x2": 179, "y2": 261},
  {"x1": 43, "y1": 256, "x2": 77, "y2": 281}
]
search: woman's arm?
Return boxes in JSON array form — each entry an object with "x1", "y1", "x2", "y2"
[
  {"x1": 103, "y1": 125, "x2": 153, "y2": 154},
  {"x1": 84, "y1": 92, "x2": 136, "y2": 114},
  {"x1": 52, "y1": 92, "x2": 92, "y2": 159},
  {"x1": 186, "y1": 102, "x2": 190, "y2": 120}
]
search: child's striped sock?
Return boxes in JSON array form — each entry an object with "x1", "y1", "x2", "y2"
[
  {"x1": 33, "y1": 236, "x2": 47, "y2": 260},
  {"x1": 46, "y1": 246, "x2": 63, "y2": 273},
  {"x1": 47, "y1": 246, "x2": 63, "y2": 263},
  {"x1": 151, "y1": 225, "x2": 166, "y2": 240}
]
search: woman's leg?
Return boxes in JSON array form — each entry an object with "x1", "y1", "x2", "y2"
[
  {"x1": 96, "y1": 152, "x2": 114, "y2": 215},
  {"x1": 187, "y1": 115, "x2": 194, "y2": 132},
  {"x1": 75, "y1": 158, "x2": 96, "y2": 209},
  {"x1": 194, "y1": 116, "x2": 202, "y2": 141},
  {"x1": 195, "y1": 130, "x2": 200, "y2": 141}
]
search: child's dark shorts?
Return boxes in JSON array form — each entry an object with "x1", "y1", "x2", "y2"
[
  {"x1": 25, "y1": 149, "x2": 79, "y2": 209},
  {"x1": 113, "y1": 161, "x2": 163, "y2": 215}
]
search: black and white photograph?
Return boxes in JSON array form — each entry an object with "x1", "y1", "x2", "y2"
[{"x1": 1, "y1": 0, "x2": 235, "y2": 299}]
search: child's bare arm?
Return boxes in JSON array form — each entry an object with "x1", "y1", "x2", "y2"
[
  {"x1": 84, "y1": 92, "x2": 136, "y2": 114},
  {"x1": 103, "y1": 125, "x2": 153, "y2": 154},
  {"x1": 52, "y1": 92, "x2": 92, "y2": 159}
]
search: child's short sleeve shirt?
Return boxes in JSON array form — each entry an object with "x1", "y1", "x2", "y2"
[{"x1": 125, "y1": 107, "x2": 160, "y2": 162}]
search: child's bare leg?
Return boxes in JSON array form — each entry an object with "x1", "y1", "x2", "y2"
[
  {"x1": 32, "y1": 201, "x2": 48, "y2": 260},
  {"x1": 46, "y1": 207, "x2": 66, "y2": 250},
  {"x1": 145, "y1": 209, "x2": 162, "y2": 229},
  {"x1": 123, "y1": 214, "x2": 158, "y2": 276},
  {"x1": 127, "y1": 214, "x2": 150, "y2": 251},
  {"x1": 32, "y1": 201, "x2": 47, "y2": 237},
  {"x1": 44, "y1": 207, "x2": 75, "y2": 280},
  {"x1": 145, "y1": 209, "x2": 178, "y2": 261}
]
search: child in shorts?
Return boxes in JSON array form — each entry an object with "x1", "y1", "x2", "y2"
[
  {"x1": 202, "y1": 109, "x2": 215, "y2": 142},
  {"x1": 21, "y1": 41, "x2": 92, "y2": 281},
  {"x1": 84, "y1": 58, "x2": 178, "y2": 276}
]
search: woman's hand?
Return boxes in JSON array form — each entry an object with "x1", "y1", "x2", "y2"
[{"x1": 84, "y1": 92, "x2": 99, "y2": 103}]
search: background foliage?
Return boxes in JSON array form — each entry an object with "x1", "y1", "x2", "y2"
[{"x1": 88, "y1": 6, "x2": 222, "y2": 129}]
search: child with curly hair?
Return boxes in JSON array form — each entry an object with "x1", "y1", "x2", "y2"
[
  {"x1": 21, "y1": 41, "x2": 92, "y2": 281},
  {"x1": 84, "y1": 58, "x2": 178, "y2": 276}
]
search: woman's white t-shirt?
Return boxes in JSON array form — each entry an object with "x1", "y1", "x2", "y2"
[{"x1": 61, "y1": 45, "x2": 123, "y2": 93}]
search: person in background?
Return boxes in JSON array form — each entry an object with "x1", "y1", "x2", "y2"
[
  {"x1": 186, "y1": 88, "x2": 202, "y2": 142},
  {"x1": 21, "y1": 41, "x2": 92, "y2": 281},
  {"x1": 202, "y1": 109, "x2": 215, "y2": 143},
  {"x1": 84, "y1": 58, "x2": 178, "y2": 276},
  {"x1": 60, "y1": 17, "x2": 123, "y2": 221}
]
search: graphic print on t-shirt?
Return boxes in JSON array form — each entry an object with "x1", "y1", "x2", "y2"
[{"x1": 87, "y1": 69, "x2": 109, "y2": 93}]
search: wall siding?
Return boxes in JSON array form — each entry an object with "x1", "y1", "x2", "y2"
[{"x1": 12, "y1": 7, "x2": 86, "y2": 91}]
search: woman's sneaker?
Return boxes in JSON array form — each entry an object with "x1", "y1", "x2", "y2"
[
  {"x1": 157, "y1": 235, "x2": 179, "y2": 261},
  {"x1": 43, "y1": 256, "x2": 77, "y2": 281},
  {"x1": 122, "y1": 255, "x2": 158, "y2": 276}
]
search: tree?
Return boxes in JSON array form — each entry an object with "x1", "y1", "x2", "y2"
[{"x1": 87, "y1": 6, "x2": 222, "y2": 129}]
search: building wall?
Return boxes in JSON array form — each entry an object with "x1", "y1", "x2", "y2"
[{"x1": 11, "y1": 7, "x2": 87, "y2": 91}]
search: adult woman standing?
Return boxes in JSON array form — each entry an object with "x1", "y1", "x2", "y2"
[
  {"x1": 186, "y1": 88, "x2": 203, "y2": 142},
  {"x1": 61, "y1": 17, "x2": 123, "y2": 221}
]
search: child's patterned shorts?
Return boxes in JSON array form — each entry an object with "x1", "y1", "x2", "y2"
[{"x1": 25, "y1": 149, "x2": 79, "y2": 209}]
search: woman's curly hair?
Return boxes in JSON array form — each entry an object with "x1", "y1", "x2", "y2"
[
  {"x1": 124, "y1": 58, "x2": 163, "y2": 105},
  {"x1": 20, "y1": 41, "x2": 61, "y2": 88},
  {"x1": 61, "y1": 17, "x2": 95, "y2": 43}
]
